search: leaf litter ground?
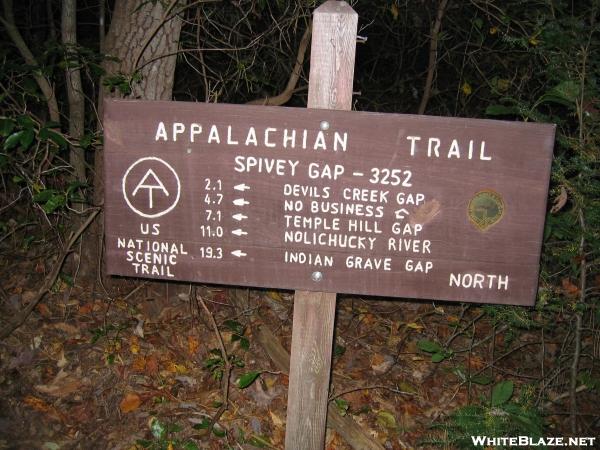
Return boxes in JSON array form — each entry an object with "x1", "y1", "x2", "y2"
[{"x1": 0, "y1": 260, "x2": 597, "y2": 449}]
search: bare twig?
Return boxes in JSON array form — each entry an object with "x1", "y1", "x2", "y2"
[
  {"x1": 0, "y1": 208, "x2": 100, "y2": 339},
  {"x1": 196, "y1": 290, "x2": 231, "y2": 432},
  {"x1": 329, "y1": 385, "x2": 416, "y2": 402},
  {"x1": 547, "y1": 385, "x2": 588, "y2": 409},
  {"x1": 570, "y1": 209, "x2": 586, "y2": 433},
  {"x1": 417, "y1": 0, "x2": 449, "y2": 114}
]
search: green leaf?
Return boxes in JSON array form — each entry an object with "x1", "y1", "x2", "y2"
[
  {"x1": 16, "y1": 115, "x2": 35, "y2": 129},
  {"x1": 150, "y1": 417, "x2": 166, "y2": 440},
  {"x1": 237, "y1": 371, "x2": 261, "y2": 389},
  {"x1": 4, "y1": 131, "x2": 24, "y2": 150},
  {"x1": 470, "y1": 374, "x2": 493, "y2": 385},
  {"x1": 431, "y1": 352, "x2": 445, "y2": 363},
  {"x1": 167, "y1": 423, "x2": 182, "y2": 433},
  {"x1": 0, "y1": 118, "x2": 15, "y2": 137},
  {"x1": 247, "y1": 435, "x2": 271, "y2": 448},
  {"x1": 491, "y1": 380, "x2": 514, "y2": 406},
  {"x1": 182, "y1": 442, "x2": 200, "y2": 450},
  {"x1": 224, "y1": 319, "x2": 244, "y2": 335},
  {"x1": 33, "y1": 189, "x2": 57, "y2": 203},
  {"x1": 192, "y1": 418, "x2": 210, "y2": 430},
  {"x1": 42, "y1": 194, "x2": 66, "y2": 213},
  {"x1": 417, "y1": 339, "x2": 442, "y2": 354},
  {"x1": 212, "y1": 424, "x2": 226, "y2": 437},
  {"x1": 485, "y1": 104, "x2": 520, "y2": 116},
  {"x1": 539, "y1": 80, "x2": 580, "y2": 107},
  {"x1": 333, "y1": 344, "x2": 346, "y2": 357},
  {"x1": 334, "y1": 398, "x2": 349, "y2": 416},
  {"x1": 231, "y1": 333, "x2": 249, "y2": 351},
  {"x1": 20, "y1": 129, "x2": 35, "y2": 148},
  {"x1": 376, "y1": 410, "x2": 397, "y2": 429},
  {"x1": 79, "y1": 133, "x2": 93, "y2": 149},
  {"x1": 46, "y1": 129, "x2": 68, "y2": 148}
]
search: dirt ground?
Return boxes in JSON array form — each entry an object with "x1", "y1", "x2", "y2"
[{"x1": 0, "y1": 254, "x2": 597, "y2": 449}]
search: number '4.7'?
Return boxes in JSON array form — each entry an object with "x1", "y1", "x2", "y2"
[{"x1": 204, "y1": 193, "x2": 223, "y2": 205}]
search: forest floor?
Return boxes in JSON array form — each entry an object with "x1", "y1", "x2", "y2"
[{"x1": 0, "y1": 252, "x2": 597, "y2": 449}]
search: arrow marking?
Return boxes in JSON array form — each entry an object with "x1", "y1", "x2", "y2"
[
  {"x1": 231, "y1": 250, "x2": 247, "y2": 258},
  {"x1": 232, "y1": 213, "x2": 248, "y2": 221},
  {"x1": 394, "y1": 208, "x2": 410, "y2": 219},
  {"x1": 233, "y1": 198, "x2": 250, "y2": 206},
  {"x1": 234, "y1": 183, "x2": 251, "y2": 191},
  {"x1": 231, "y1": 229, "x2": 248, "y2": 236}
]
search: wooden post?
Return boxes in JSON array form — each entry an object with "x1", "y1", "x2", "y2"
[{"x1": 285, "y1": 2, "x2": 358, "y2": 449}]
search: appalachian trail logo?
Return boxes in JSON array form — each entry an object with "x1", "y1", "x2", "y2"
[
  {"x1": 468, "y1": 189, "x2": 505, "y2": 231},
  {"x1": 122, "y1": 157, "x2": 181, "y2": 218}
]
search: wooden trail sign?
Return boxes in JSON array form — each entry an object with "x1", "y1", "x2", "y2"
[
  {"x1": 103, "y1": 99, "x2": 554, "y2": 306},
  {"x1": 103, "y1": 1, "x2": 554, "y2": 449}
]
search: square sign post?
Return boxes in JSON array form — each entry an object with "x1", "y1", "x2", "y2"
[
  {"x1": 103, "y1": 2, "x2": 555, "y2": 449},
  {"x1": 285, "y1": 3, "x2": 357, "y2": 448}
]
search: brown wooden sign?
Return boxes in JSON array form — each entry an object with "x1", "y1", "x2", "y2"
[{"x1": 103, "y1": 99, "x2": 554, "y2": 306}]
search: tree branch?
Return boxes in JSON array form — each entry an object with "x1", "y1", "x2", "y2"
[
  {"x1": 1, "y1": 0, "x2": 60, "y2": 122},
  {"x1": 246, "y1": 24, "x2": 311, "y2": 106},
  {"x1": 417, "y1": 0, "x2": 449, "y2": 115}
]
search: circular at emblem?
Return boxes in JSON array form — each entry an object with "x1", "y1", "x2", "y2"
[
  {"x1": 122, "y1": 156, "x2": 181, "y2": 218},
  {"x1": 468, "y1": 190, "x2": 505, "y2": 231}
]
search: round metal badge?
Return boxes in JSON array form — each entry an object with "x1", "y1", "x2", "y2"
[{"x1": 468, "y1": 190, "x2": 505, "y2": 231}]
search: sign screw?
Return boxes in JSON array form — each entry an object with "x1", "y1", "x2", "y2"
[
  {"x1": 186, "y1": 148, "x2": 192, "y2": 154},
  {"x1": 311, "y1": 271, "x2": 323, "y2": 282},
  {"x1": 319, "y1": 120, "x2": 330, "y2": 131}
]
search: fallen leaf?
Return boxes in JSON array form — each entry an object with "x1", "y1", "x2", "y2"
[
  {"x1": 165, "y1": 361, "x2": 187, "y2": 374},
  {"x1": 146, "y1": 354, "x2": 159, "y2": 375},
  {"x1": 371, "y1": 353, "x2": 394, "y2": 374},
  {"x1": 462, "y1": 82, "x2": 473, "y2": 96},
  {"x1": 130, "y1": 335, "x2": 140, "y2": 354},
  {"x1": 187, "y1": 335, "x2": 200, "y2": 355},
  {"x1": 467, "y1": 355, "x2": 486, "y2": 371},
  {"x1": 269, "y1": 410, "x2": 285, "y2": 428},
  {"x1": 51, "y1": 322, "x2": 79, "y2": 335},
  {"x1": 78, "y1": 302, "x2": 94, "y2": 315},
  {"x1": 56, "y1": 351, "x2": 68, "y2": 368},
  {"x1": 551, "y1": 186, "x2": 568, "y2": 214},
  {"x1": 132, "y1": 356, "x2": 146, "y2": 372},
  {"x1": 133, "y1": 316, "x2": 145, "y2": 338},
  {"x1": 267, "y1": 290, "x2": 283, "y2": 301},
  {"x1": 562, "y1": 278, "x2": 580, "y2": 298},
  {"x1": 23, "y1": 395, "x2": 52, "y2": 414},
  {"x1": 119, "y1": 392, "x2": 141, "y2": 413},
  {"x1": 23, "y1": 395, "x2": 64, "y2": 422},
  {"x1": 35, "y1": 370, "x2": 82, "y2": 397},
  {"x1": 37, "y1": 303, "x2": 52, "y2": 317}
]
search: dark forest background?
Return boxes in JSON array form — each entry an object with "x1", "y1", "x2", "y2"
[{"x1": 0, "y1": 1, "x2": 598, "y2": 449}]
